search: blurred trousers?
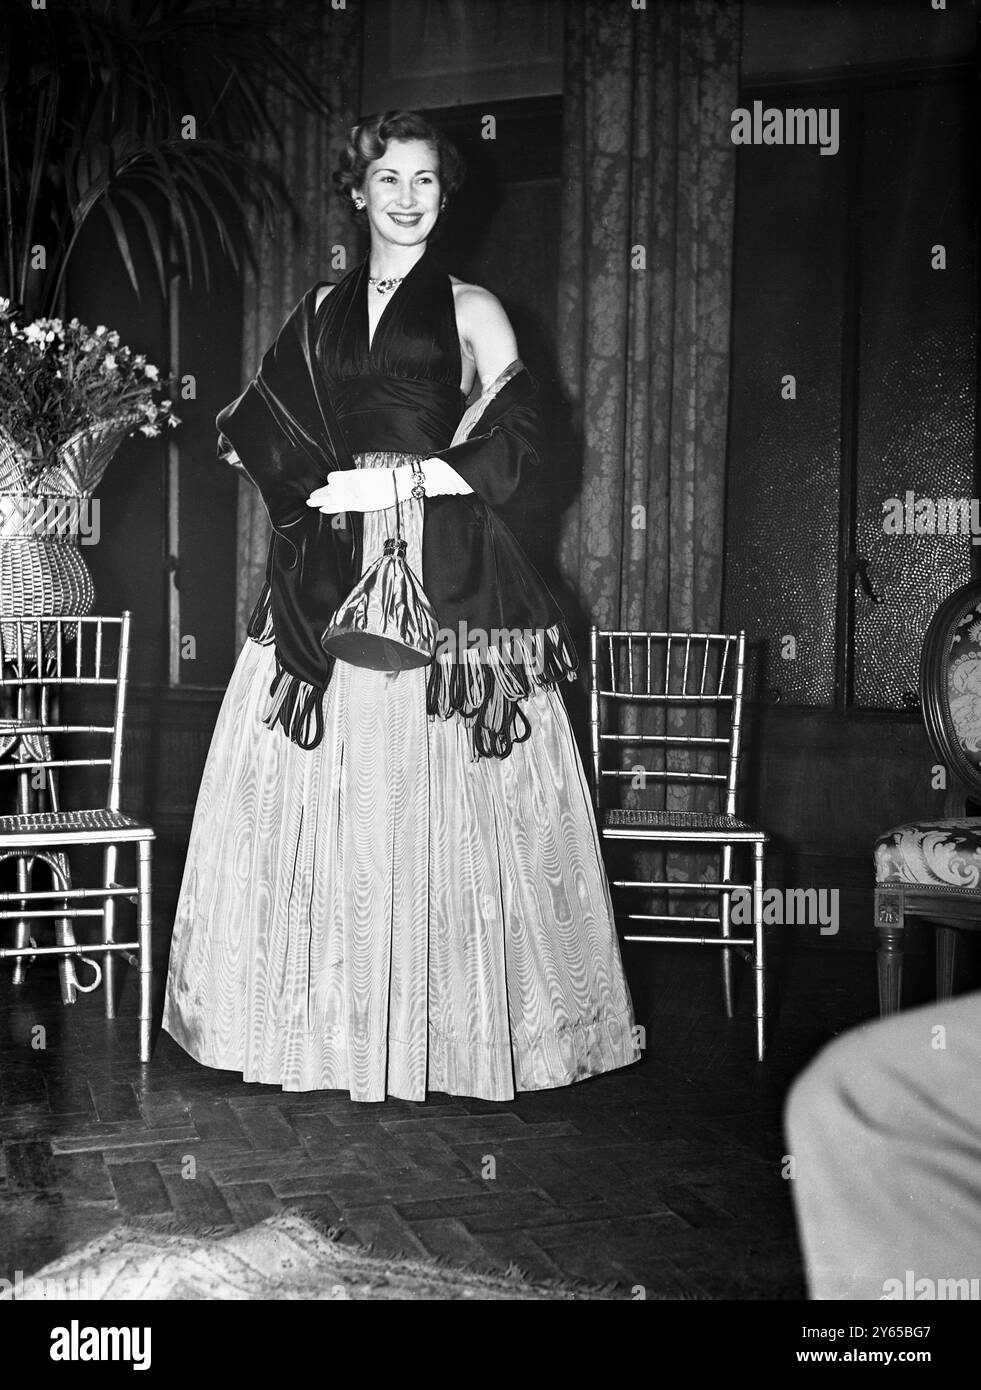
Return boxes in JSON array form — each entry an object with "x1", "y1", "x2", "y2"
[{"x1": 784, "y1": 990, "x2": 981, "y2": 1300}]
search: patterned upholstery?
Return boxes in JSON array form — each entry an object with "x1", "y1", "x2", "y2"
[
  {"x1": 874, "y1": 603, "x2": 981, "y2": 889},
  {"x1": 875, "y1": 817, "x2": 981, "y2": 889},
  {"x1": 946, "y1": 604, "x2": 981, "y2": 773}
]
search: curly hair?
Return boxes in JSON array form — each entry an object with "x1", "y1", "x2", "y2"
[{"x1": 333, "y1": 110, "x2": 466, "y2": 227}]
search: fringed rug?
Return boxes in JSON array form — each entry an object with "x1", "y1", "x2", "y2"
[{"x1": 3, "y1": 1210, "x2": 631, "y2": 1301}]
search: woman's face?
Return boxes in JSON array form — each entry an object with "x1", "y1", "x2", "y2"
[{"x1": 358, "y1": 138, "x2": 442, "y2": 248}]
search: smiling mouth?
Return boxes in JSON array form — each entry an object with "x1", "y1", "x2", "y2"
[{"x1": 388, "y1": 213, "x2": 423, "y2": 225}]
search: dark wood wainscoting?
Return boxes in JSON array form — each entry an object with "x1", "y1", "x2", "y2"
[
  {"x1": 737, "y1": 702, "x2": 951, "y2": 956},
  {"x1": 119, "y1": 685, "x2": 225, "y2": 907}
]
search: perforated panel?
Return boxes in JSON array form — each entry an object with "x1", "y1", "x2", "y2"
[
  {"x1": 725, "y1": 76, "x2": 977, "y2": 711},
  {"x1": 852, "y1": 82, "x2": 976, "y2": 708}
]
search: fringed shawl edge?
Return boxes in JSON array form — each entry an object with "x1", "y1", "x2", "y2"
[{"x1": 244, "y1": 580, "x2": 579, "y2": 761}]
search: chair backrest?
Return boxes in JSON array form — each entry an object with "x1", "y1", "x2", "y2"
[
  {"x1": 588, "y1": 627, "x2": 747, "y2": 815},
  {"x1": 919, "y1": 577, "x2": 981, "y2": 803},
  {"x1": 0, "y1": 613, "x2": 131, "y2": 812}
]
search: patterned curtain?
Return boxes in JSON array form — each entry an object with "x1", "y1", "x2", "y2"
[
  {"x1": 555, "y1": 0, "x2": 739, "y2": 637},
  {"x1": 555, "y1": 0, "x2": 741, "y2": 902},
  {"x1": 234, "y1": 0, "x2": 363, "y2": 647}
]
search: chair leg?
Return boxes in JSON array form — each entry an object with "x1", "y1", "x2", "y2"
[
  {"x1": 720, "y1": 843, "x2": 735, "y2": 1019},
  {"x1": 103, "y1": 843, "x2": 118, "y2": 1020},
  {"x1": 875, "y1": 887, "x2": 905, "y2": 1015},
  {"x1": 136, "y1": 839, "x2": 153, "y2": 1064},
  {"x1": 12, "y1": 762, "x2": 33, "y2": 986},
  {"x1": 752, "y1": 841, "x2": 766, "y2": 1062},
  {"x1": 11, "y1": 852, "x2": 32, "y2": 985},
  {"x1": 42, "y1": 729, "x2": 80, "y2": 1004},
  {"x1": 936, "y1": 925, "x2": 958, "y2": 1001},
  {"x1": 50, "y1": 852, "x2": 78, "y2": 1006}
]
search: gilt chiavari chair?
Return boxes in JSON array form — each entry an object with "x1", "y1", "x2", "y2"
[
  {"x1": 589, "y1": 627, "x2": 771, "y2": 1060},
  {"x1": 0, "y1": 612, "x2": 154, "y2": 1061}
]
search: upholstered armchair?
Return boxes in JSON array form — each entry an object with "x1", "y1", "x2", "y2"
[{"x1": 874, "y1": 576, "x2": 981, "y2": 1014}]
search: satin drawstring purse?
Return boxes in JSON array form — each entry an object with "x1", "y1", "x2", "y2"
[{"x1": 320, "y1": 467, "x2": 438, "y2": 671}]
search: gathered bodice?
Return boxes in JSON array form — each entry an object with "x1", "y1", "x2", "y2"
[{"x1": 314, "y1": 248, "x2": 466, "y2": 457}]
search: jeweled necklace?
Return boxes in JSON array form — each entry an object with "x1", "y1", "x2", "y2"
[{"x1": 368, "y1": 275, "x2": 404, "y2": 295}]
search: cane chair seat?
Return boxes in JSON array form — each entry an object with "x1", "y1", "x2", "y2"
[
  {"x1": 0, "y1": 808, "x2": 151, "y2": 847},
  {"x1": 602, "y1": 808, "x2": 766, "y2": 840}
]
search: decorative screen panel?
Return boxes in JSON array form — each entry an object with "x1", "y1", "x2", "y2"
[
  {"x1": 725, "y1": 74, "x2": 976, "y2": 712},
  {"x1": 852, "y1": 81, "x2": 976, "y2": 708}
]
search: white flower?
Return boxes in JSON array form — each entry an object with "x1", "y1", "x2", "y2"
[
  {"x1": 23, "y1": 323, "x2": 45, "y2": 345},
  {"x1": 0, "y1": 297, "x2": 9, "y2": 313},
  {"x1": 143, "y1": 363, "x2": 159, "y2": 382},
  {"x1": 102, "y1": 353, "x2": 118, "y2": 373},
  {"x1": 139, "y1": 423, "x2": 160, "y2": 437},
  {"x1": 94, "y1": 325, "x2": 107, "y2": 337}
]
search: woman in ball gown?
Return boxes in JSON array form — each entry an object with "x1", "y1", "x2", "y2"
[{"x1": 162, "y1": 110, "x2": 639, "y2": 1103}]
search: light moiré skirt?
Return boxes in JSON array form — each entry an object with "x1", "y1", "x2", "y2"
[{"x1": 162, "y1": 460, "x2": 640, "y2": 1101}]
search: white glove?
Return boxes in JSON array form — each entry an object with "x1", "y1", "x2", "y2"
[
  {"x1": 307, "y1": 459, "x2": 472, "y2": 514},
  {"x1": 306, "y1": 467, "x2": 397, "y2": 514},
  {"x1": 417, "y1": 456, "x2": 473, "y2": 499}
]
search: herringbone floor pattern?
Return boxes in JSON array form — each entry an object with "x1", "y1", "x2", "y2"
[{"x1": 0, "y1": 937, "x2": 883, "y2": 1298}]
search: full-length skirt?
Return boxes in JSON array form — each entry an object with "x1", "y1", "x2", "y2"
[{"x1": 162, "y1": 470, "x2": 639, "y2": 1101}]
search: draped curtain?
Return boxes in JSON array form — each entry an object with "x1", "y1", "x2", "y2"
[
  {"x1": 555, "y1": 0, "x2": 739, "y2": 637},
  {"x1": 555, "y1": 0, "x2": 740, "y2": 896},
  {"x1": 234, "y1": 0, "x2": 363, "y2": 647}
]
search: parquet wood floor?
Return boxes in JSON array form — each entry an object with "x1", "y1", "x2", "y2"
[{"x1": 0, "y1": 930, "x2": 908, "y2": 1299}]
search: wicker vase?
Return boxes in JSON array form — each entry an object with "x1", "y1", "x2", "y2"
[{"x1": 0, "y1": 418, "x2": 138, "y2": 657}]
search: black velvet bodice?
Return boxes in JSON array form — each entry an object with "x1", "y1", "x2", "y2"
[
  {"x1": 314, "y1": 248, "x2": 466, "y2": 457},
  {"x1": 219, "y1": 249, "x2": 578, "y2": 759}
]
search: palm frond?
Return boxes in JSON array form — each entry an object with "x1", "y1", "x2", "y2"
[
  {"x1": 100, "y1": 197, "x2": 142, "y2": 299},
  {"x1": 114, "y1": 188, "x2": 168, "y2": 297},
  {"x1": 0, "y1": 0, "x2": 334, "y2": 317}
]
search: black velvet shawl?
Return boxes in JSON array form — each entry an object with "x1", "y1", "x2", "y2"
[{"x1": 216, "y1": 264, "x2": 578, "y2": 759}]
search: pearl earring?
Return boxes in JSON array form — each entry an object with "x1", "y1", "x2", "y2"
[{"x1": 353, "y1": 195, "x2": 366, "y2": 210}]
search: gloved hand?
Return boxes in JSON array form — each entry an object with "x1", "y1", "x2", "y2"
[
  {"x1": 307, "y1": 459, "x2": 473, "y2": 514},
  {"x1": 306, "y1": 467, "x2": 396, "y2": 514}
]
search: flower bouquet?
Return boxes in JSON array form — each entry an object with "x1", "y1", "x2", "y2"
[
  {"x1": 0, "y1": 297, "x2": 179, "y2": 493},
  {"x1": 0, "y1": 297, "x2": 179, "y2": 630}
]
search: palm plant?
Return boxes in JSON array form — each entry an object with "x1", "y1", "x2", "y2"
[{"x1": 0, "y1": 0, "x2": 331, "y2": 320}]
